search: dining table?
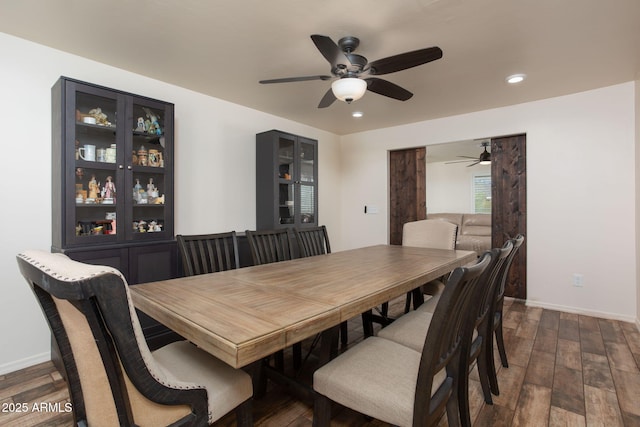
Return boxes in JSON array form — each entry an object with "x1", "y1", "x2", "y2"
[{"x1": 130, "y1": 244, "x2": 476, "y2": 372}]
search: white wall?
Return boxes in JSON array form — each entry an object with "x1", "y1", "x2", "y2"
[
  {"x1": 339, "y1": 82, "x2": 637, "y2": 322},
  {"x1": 426, "y1": 161, "x2": 491, "y2": 213},
  {"x1": 0, "y1": 33, "x2": 342, "y2": 374}
]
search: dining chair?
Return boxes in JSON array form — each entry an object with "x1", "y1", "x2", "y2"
[
  {"x1": 245, "y1": 228, "x2": 297, "y2": 371},
  {"x1": 362, "y1": 219, "x2": 459, "y2": 337},
  {"x1": 377, "y1": 242, "x2": 512, "y2": 426},
  {"x1": 293, "y1": 225, "x2": 331, "y2": 257},
  {"x1": 177, "y1": 231, "x2": 240, "y2": 276},
  {"x1": 402, "y1": 219, "x2": 459, "y2": 307},
  {"x1": 488, "y1": 234, "x2": 525, "y2": 396},
  {"x1": 294, "y1": 226, "x2": 348, "y2": 356},
  {"x1": 313, "y1": 252, "x2": 492, "y2": 427},
  {"x1": 17, "y1": 250, "x2": 253, "y2": 427},
  {"x1": 245, "y1": 229, "x2": 294, "y2": 265}
]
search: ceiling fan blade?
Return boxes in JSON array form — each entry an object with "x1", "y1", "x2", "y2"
[
  {"x1": 365, "y1": 78, "x2": 413, "y2": 101},
  {"x1": 368, "y1": 47, "x2": 443, "y2": 75},
  {"x1": 466, "y1": 161, "x2": 481, "y2": 167},
  {"x1": 457, "y1": 155, "x2": 480, "y2": 159},
  {"x1": 445, "y1": 159, "x2": 477, "y2": 164},
  {"x1": 259, "y1": 75, "x2": 331, "y2": 84},
  {"x1": 311, "y1": 35, "x2": 351, "y2": 68},
  {"x1": 318, "y1": 88, "x2": 336, "y2": 108}
]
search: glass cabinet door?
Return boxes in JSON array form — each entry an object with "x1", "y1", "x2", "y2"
[
  {"x1": 128, "y1": 99, "x2": 173, "y2": 240},
  {"x1": 298, "y1": 139, "x2": 316, "y2": 226},
  {"x1": 68, "y1": 86, "x2": 123, "y2": 245},
  {"x1": 277, "y1": 136, "x2": 295, "y2": 225}
]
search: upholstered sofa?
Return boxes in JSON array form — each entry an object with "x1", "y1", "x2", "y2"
[{"x1": 426, "y1": 213, "x2": 491, "y2": 254}]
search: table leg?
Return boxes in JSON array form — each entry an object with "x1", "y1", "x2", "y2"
[
  {"x1": 412, "y1": 287, "x2": 425, "y2": 309},
  {"x1": 317, "y1": 325, "x2": 340, "y2": 366}
]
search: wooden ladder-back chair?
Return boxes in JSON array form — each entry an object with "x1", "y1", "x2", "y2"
[
  {"x1": 245, "y1": 228, "x2": 297, "y2": 371},
  {"x1": 177, "y1": 231, "x2": 240, "y2": 276},
  {"x1": 17, "y1": 250, "x2": 253, "y2": 427},
  {"x1": 245, "y1": 229, "x2": 294, "y2": 266},
  {"x1": 488, "y1": 234, "x2": 525, "y2": 396},
  {"x1": 293, "y1": 225, "x2": 331, "y2": 257},
  {"x1": 293, "y1": 226, "x2": 348, "y2": 353},
  {"x1": 313, "y1": 252, "x2": 492, "y2": 427}
]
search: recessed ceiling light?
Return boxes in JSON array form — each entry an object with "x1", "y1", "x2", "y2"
[
  {"x1": 506, "y1": 74, "x2": 526, "y2": 84},
  {"x1": 352, "y1": 111, "x2": 364, "y2": 118}
]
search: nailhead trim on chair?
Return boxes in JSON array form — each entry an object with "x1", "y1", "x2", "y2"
[{"x1": 18, "y1": 252, "x2": 204, "y2": 393}]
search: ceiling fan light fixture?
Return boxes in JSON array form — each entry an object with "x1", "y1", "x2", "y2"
[
  {"x1": 331, "y1": 78, "x2": 367, "y2": 104},
  {"x1": 352, "y1": 111, "x2": 364, "y2": 118}
]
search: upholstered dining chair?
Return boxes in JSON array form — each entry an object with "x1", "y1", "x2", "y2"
[
  {"x1": 245, "y1": 229, "x2": 294, "y2": 265},
  {"x1": 377, "y1": 242, "x2": 512, "y2": 427},
  {"x1": 313, "y1": 252, "x2": 492, "y2": 427},
  {"x1": 177, "y1": 231, "x2": 240, "y2": 276},
  {"x1": 402, "y1": 219, "x2": 459, "y2": 308},
  {"x1": 362, "y1": 219, "x2": 459, "y2": 337},
  {"x1": 17, "y1": 250, "x2": 253, "y2": 427},
  {"x1": 488, "y1": 234, "x2": 525, "y2": 396}
]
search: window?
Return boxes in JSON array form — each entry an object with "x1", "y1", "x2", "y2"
[{"x1": 472, "y1": 174, "x2": 491, "y2": 214}]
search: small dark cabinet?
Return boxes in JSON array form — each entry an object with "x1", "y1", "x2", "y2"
[{"x1": 256, "y1": 130, "x2": 318, "y2": 229}]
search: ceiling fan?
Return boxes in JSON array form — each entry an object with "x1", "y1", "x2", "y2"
[
  {"x1": 446, "y1": 142, "x2": 492, "y2": 167},
  {"x1": 259, "y1": 34, "x2": 443, "y2": 108}
]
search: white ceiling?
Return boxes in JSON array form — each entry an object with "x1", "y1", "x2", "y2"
[{"x1": 1, "y1": 0, "x2": 639, "y2": 136}]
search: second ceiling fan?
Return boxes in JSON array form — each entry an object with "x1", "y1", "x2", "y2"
[
  {"x1": 259, "y1": 34, "x2": 443, "y2": 108},
  {"x1": 446, "y1": 141, "x2": 492, "y2": 167}
]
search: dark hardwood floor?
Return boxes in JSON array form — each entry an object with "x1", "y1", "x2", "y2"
[{"x1": 2, "y1": 297, "x2": 640, "y2": 426}]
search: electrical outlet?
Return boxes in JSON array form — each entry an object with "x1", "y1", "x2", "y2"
[{"x1": 572, "y1": 273, "x2": 584, "y2": 287}]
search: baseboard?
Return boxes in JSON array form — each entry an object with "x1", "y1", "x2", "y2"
[
  {"x1": 636, "y1": 318, "x2": 640, "y2": 333},
  {"x1": 0, "y1": 351, "x2": 50, "y2": 375},
  {"x1": 524, "y1": 299, "x2": 637, "y2": 324}
]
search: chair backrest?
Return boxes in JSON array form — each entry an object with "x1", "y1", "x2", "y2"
[
  {"x1": 16, "y1": 250, "x2": 207, "y2": 427},
  {"x1": 494, "y1": 234, "x2": 525, "y2": 305},
  {"x1": 412, "y1": 251, "x2": 492, "y2": 425},
  {"x1": 177, "y1": 231, "x2": 239, "y2": 276},
  {"x1": 294, "y1": 225, "x2": 331, "y2": 257},
  {"x1": 473, "y1": 241, "x2": 514, "y2": 332},
  {"x1": 245, "y1": 229, "x2": 294, "y2": 265},
  {"x1": 402, "y1": 219, "x2": 458, "y2": 250}
]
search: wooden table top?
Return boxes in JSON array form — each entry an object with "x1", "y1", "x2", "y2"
[{"x1": 130, "y1": 244, "x2": 476, "y2": 368}]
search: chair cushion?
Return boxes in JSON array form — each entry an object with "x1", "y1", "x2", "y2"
[
  {"x1": 153, "y1": 341, "x2": 253, "y2": 423},
  {"x1": 377, "y1": 310, "x2": 433, "y2": 353},
  {"x1": 314, "y1": 336, "x2": 445, "y2": 426}
]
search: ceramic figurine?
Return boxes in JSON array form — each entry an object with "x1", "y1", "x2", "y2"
[
  {"x1": 135, "y1": 117, "x2": 146, "y2": 132},
  {"x1": 88, "y1": 175, "x2": 100, "y2": 199},
  {"x1": 102, "y1": 176, "x2": 116, "y2": 200}
]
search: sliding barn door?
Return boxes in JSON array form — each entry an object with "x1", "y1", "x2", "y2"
[
  {"x1": 389, "y1": 147, "x2": 426, "y2": 245},
  {"x1": 492, "y1": 134, "x2": 527, "y2": 299}
]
